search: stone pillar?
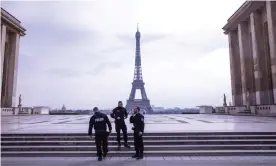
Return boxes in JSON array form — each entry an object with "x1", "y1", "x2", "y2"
[
  {"x1": 0, "y1": 25, "x2": 7, "y2": 107},
  {"x1": 238, "y1": 21, "x2": 256, "y2": 106},
  {"x1": 6, "y1": 33, "x2": 20, "y2": 107},
  {"x1": 250, "y1": 10, "x2": 273, "y2": 105},
  {"x1": 267, "y1": 1, "x2": 276, "y2": 104},
  {"x1": 228, "y1": 30, "x2": 243, "y2": 106}
]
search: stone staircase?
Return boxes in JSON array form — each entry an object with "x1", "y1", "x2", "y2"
[{"x1": 2, "y1": 132, "x2": 276, "y2": 157}]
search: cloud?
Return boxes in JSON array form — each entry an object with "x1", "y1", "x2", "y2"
[
  {"x1": 116, "y1": 33, "x2": 168, "y2": 46},
  {"x1": 178, "y1": 32, "x2": 228, "y2": 53},
  {"x1": 25, "y1": 23, "x2": 99, "y2": 47},
  {"x1": 86, "y1": 62, "x2": 123, "y2": 76},
  {"x1": 142, "y1": 34, "x2": 168, "y2": 43},
  {"x1": 47, "y1": 68, "x2": 83, "y2": 78},
  {"x1": 1, "y1": 0, "x2": 245, "y2": 109}
]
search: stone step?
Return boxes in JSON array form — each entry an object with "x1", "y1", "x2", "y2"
[
  {"x1": 2, "y1": 144, "x2": 276, "y2": 151},
  {"x1": 3, "y1": 135, "x2": 276, "y2": 141},
  {"x1": 2, "y1": 132, "x2": 276, "y2": 136},
  {"x1": 2, "y1": 139, "x2": 276, "y2": 146},
  {"x1": 2, "y1": 150, "x2": 276, "y2": 157}
]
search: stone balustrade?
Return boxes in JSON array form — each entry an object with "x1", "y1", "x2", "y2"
[
  {"x1": 1, "y1": 106, "x2": 50, "y2": 116},
  {"x1": 1, "y1": 107, "x2": 32, "y2": 116},
  {"x1": 198, "y1": 106, "x2": 213, "y2": 114},
  {"x1": 226, "y1": 106, "x2": 247, "y2": 114},
  {"x1": 21, "y1": 107, "x2": 32, "y2": 114},
  {"x1": 255, "y1": 105, "x2": 276, "y2": 116},
  {"x1": 214, "y1": 105, "x2": 276, "y2": 116},
  {"x1": 1, "y1": 108, "x2": 14, "y2": 115},
  {"x1": 215, "y1": 107, "x2": 225, "y2": 113}
]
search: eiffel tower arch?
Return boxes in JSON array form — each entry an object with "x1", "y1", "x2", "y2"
[{"x1": 125, "y1": 24, "x2": 153, "y2": 114}]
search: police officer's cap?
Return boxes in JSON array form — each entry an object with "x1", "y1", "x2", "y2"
[{"x1": 93, "y1": 107, "x2": 99, "y2": 112}]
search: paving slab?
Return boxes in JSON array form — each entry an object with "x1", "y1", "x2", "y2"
[
  {"x1": 1, "y1": 157, "x2": 276, "y2": 166},
  {"x1": 1, "y1": 114, "x2": 276, "y2": 133}
]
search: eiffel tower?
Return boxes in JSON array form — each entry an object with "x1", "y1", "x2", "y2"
[{"x1": 125, "y1": 24, "x2": 153, "y2": 114}]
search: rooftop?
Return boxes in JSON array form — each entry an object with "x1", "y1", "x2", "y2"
[
  {"x1": 1, "y1": 8, "x2": 26, "y2": 36},
  {"x1": 222, "y1": 1, "x2": 265, "y2": 34}
]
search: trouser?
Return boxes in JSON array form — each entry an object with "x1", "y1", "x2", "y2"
[
  {"x1": 95, "y1": 131, "x2": 108, "y2": 157},
  {"x1": 115, "y1": 121, "x2": 128, "y2": 144},
  {"x1": 134, "y1": 132, "x2": 144, "y2": 155}
]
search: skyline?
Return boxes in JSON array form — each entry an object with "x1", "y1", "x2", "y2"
[{"x1": 1, "y1": 0, "x2": 245, "y2": 109}]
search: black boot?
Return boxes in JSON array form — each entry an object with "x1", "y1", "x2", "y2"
[
  {"x1": 137, "y1": 155, "x2": 143, "y2": 160},
  {"x1": 117, "y1": 143, "x2": 121, "y2": 150},
  {"x1": 124, "y1": 142, "x2": 131, "y2": 148},
  {"x1": 103, "y1": 152, "x2": 107, "y2": 158},
  {"x1": 132, "y1": 153, "x2": 139, "y2": 158},
  {"x1": 137, "y1": 152, "x2": 143, "y2": 160},
  {"x1": 98, "y1": 156, "x2": 102, "y2": 161}
]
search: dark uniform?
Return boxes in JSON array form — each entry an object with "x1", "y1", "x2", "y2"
[
  {"x1": 110, "y1": 106, "x2": 129, "y2": 147},
  {"x1": 130, "y1": 112, "x2": 145, "y2": 159},
  {"x1": 88, "y1": 111, "x2": 112, "y2": 160}
]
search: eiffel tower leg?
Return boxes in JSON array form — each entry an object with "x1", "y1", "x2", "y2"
[
  {"x1": 129, "y1": 86, "x2": 136, "y2": 100},
  {"x1": 140, "y1": 86, "x2": 148, "y2": 100}
]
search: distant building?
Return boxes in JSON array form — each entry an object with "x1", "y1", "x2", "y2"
[
  {"x1": 152, "y1": 106, "x2": 165, "y2": 112},
  {"x1": 197, "y1": 105, "x2": 213, "y2": 114},
  {"x1": 33, "y1": 106, "x2": 50, "y2": 115},
  {"x1": 61, "y1": 104, "x2": 66, "y2": 112}
]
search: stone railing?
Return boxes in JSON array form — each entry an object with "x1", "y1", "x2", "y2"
[
  {"x1": 215, "y1": 107, "x2": 225, "y2": 113},
  {"x1": 255, "y1": 105, "x2": 276, "y2": 116},
  {"x1": 20, "y1": 107, "x2": 32, "y2": 114},
  {"x1": 198, "y1": 106, "x2": 213, "y2": 114},
  {"x1": 1, "y1": 108, "x2": 14, "y2": 115},
  {"x1": 1, "y1": 106, "x2": 50, "y2": 116},
  {"x1": 199, "y1": 104, "x2": 276, "y2": 116},
  {"x1": 226, "y1": 106, "x2": 246, "y2": 115},
  {"x1": 223, "y1": 105, "x2": 276, "y2": 116}
]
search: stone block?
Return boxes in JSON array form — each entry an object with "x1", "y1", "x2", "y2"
[{"x1": 198, "y1": 106, "x2": 213, "y2": 114}]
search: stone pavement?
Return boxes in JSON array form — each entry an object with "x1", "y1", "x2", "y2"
[
  {"x1": 1, "y1": 114, "x2": 276, "y2": 133},
  {"x1": 2, "y1": 156, "x2": 276, "y2": 166}
]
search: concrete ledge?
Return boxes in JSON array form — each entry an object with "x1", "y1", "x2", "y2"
[
  {"x1": 3, "y1": 132, "x2": 276, "y2": 136},
  {"x1": 213, "y1": 105, "x2": 276, "y2": 116},
  {"x1": 2, "y1": 156, "x2": 276, "y2": 166},
  {"x1": 2, "y1": 150, "x2": 276, "y2": 157},
  {"x1": 2, "y1": 132, "x2": 276, "y2": 157},
  {"x1": 2, "y1": 144, "x2": 276, "y2": 152},
  {"x1": 1, "y1": 108, "x2": 13, "y2": 115},
  {"x1": 198, "y1": 106, "x2": 213, "y2": 114}
]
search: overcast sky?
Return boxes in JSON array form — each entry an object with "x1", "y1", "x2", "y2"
[{"x1": 1, "y1": 0, "x2": 245, "y2": 109}]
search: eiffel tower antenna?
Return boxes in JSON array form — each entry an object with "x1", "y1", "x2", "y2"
[{"x1": 125, "y1": 25, "x2": 153, "y2": 114}]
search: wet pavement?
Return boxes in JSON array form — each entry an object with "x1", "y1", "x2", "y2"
[
  {"x1": 1, "y1": 114, "x2": 276, "y2": 133},
  {"x1": 2, "y1": 156, "x2": 276, "y2": 166}
]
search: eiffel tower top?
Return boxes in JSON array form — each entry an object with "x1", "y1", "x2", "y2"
[
  {"x1": 136, "y1": 23, "x2": 140, "y2": 38},
  {"x1": 134, "y1": 23, "x2": 142, "y2": 81}
]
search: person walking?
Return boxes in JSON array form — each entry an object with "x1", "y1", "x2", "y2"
[
  {"x1": 110, "y1": 101, "x2": 131, "y2": 149},
  {"x1": 130, "y1": 106, "x2": 145, "y2": 159},
  {"x1": 88, "y1": 107, "x2": 112, "y2": 161}
]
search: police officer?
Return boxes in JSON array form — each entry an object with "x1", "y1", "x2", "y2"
[
  {"x1": 130, "y1": 106, "x2": 145, "y2": 159},
  {"x1": 110, "y1": 101, "x2": 131, "y2": 149},
  {"x1": 88, "y1": 107, "x2": 112, "y2": 161}
]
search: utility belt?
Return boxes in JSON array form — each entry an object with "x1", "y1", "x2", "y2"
[
  {"x1": 132, "y1": 127, "x2": 142, "y2": 133},
  {"x1": 115, "y1": 116, "x2": 125, "y2": 120},
  {"x1": 95, "y1": 130, "x2": 107, "y2": 134},
  {"x1": 115, "y1": 119, "x2": 125, "y2": 123}
]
